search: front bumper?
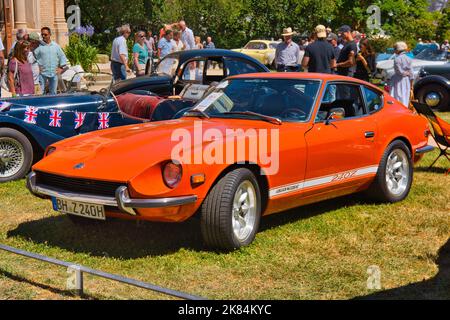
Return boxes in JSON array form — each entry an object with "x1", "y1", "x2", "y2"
[{"x1": 26, "y1": 172, "x2": 198, "y2": 216}]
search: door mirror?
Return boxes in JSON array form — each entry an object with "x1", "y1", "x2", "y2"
[{"x1": 325, "y1": 108, "x2": 345, "y2": 124}]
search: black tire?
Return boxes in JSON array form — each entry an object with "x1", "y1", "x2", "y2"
[
  {"x1": 366, "y1": 140, "x2": 413, "y2": 203},
  {"x1": 200, "y1": 168, "x2": 261, "y2": 250},
  {"x1": 0, "y1": 128, "x2": 33, "y2": 183},
  {"x1": 417, "y1": 83, "x2": 450, "y2": 112}
]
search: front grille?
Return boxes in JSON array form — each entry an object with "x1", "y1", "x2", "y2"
[{"x1": 35, "y1": 171, "x2": 124, "y2": 197}]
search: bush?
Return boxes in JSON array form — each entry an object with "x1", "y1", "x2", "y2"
[
  {"x1": 368, "y1": 34, "x2": 395, "y2": 53},
  {"x1": 64, "y1": 26, "x2": 99, "y2": 72}
]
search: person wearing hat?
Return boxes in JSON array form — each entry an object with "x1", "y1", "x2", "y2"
[
  {"x1": 302, "y1": 25, "x2": 336, "y2": 74},
  {"x1": 390, "y1": 41, "x2": 414, "y2": 108},
  {"x1": 27, "y1": 32, "x2": 42, "y2": 94},
  {"x1": 327, "y1": 33, "x2": 341, "y2": 70},
  {"x1": 275, "y1": 27, "x2": 301, "y2": 72},
  {"x1": 336, "y1": 25, "x2": 357, "y2": 77}
]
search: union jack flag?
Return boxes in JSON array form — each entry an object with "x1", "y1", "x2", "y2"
[
  {"x1": 74, "y1": 112, "x2": 86, "y2": 129},
  {"x1": 49, "y1": 109, "x2": 63, "y2": 127},
  {"x1": 24, "y1": 106, "x2": 38, "y2": 124},
  {"x1": 98, "y1": 112, "x2": 110, "y2": 130}
]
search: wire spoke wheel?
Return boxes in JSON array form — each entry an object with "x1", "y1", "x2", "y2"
[{"x1": 0, "y1": 137, "x2": 25, "y2": 179}]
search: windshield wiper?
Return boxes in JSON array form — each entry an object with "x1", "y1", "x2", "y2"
[
  {"x1": 223, "y1": 111, "x2": 282, "y2": 125},
  {"x1": 185, "y1": 109, "x2": 210, "y2": 119}
]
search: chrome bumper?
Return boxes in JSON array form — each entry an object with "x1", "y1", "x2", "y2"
[
  {"x1": 415, "y1": 145, "x2": 435, "y2": 154},
  {"x1": 26, "y1": 172, "x2": 198, "y2": 216}
]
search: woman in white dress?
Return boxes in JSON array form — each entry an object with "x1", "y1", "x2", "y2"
[{"x1": 390, "y1": 41, "x2": 414, "y2": 108}]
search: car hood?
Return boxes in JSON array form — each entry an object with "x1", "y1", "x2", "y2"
[
  {"x1": 0, "y1": 92, "x2": 104, "y2": 112},
  {"x1": 377, "y1": 59, "x2": 446, "y2": 70},
  {"x1": 33, "y1": 117, "x2": 276, "y2": 182}
]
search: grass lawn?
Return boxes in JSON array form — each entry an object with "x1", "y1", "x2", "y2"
[{"x1": 0, "y1": 151, "x2": 448, "y2": 300}]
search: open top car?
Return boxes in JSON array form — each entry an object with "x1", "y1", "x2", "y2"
[
  {"x1": 27, "y1": 73, "x2": 433, "y2": 250},
  {"x1": 0, "y1": 50, "x2": 269, "y2": 183}
]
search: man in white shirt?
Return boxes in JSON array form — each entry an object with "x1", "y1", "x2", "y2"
[
  {"x1": 111, "y1": 24, "x2": 132, "y2": 81},
  {"x1": 179, "y1": 20, "x2": 195, "y2": 50}
]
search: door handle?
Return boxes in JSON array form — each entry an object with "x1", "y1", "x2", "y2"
[{"x1": 365, "y1": 131, "x2": 375, "y2": 138}]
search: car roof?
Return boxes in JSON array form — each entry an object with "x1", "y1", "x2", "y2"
[{"x1": 228, "y1": 73, "x2": 384, "y2": 91}]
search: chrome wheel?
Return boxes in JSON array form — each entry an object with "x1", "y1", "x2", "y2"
[
  {"x1": 385, "y1": 149, "x2": 409, "y2": 196},
  {"x1": 0, "y1": 138, "x2": 25, "y2": 178},
  {"x1": 425, "y1": 92, "x2": 441, "y2": 108},
  {"x1": 232, "y1": 180, "x2": 257, "y2": 242}
]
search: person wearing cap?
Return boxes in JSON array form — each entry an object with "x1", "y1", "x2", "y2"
[
  {"x1": 390, "y1": 41, "x2": 414, "y2": 108},
  {"x1": 336, "y1": 25, "x2": 357, "y2": 77},
  {"x1": 275, "y1": 27, "x2": 301, "y2": 72},
  {"x1": 302, "y1": 25, "x2": 336, "y2": 74},
  {"x1": 27, "y1": 32, "x2": 43, "y2": 94},
  {"x1": 327, "y1": 33, "x2": 341, "y2": 70}
]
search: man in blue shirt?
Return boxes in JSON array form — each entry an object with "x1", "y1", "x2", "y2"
[
  {"x1": 34, "y1": 27, "x2": 68, "y2": 95},
  {"x1": 158, "y1": 30, "x2": 173, "y2": 59},
  {"x1": 275, "y1": 27, "x2": 301, "y2": 72},
  {"x1": 205, "y1": 37, "x2": 215, "y2": 49}
]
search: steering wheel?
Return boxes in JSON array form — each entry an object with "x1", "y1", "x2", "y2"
[{"x1": 280, "y1": 108, "x2": 307, "y2": 120}]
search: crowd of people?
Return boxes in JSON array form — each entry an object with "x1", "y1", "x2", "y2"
[
  {"x1": 111, "y1": 21, "x2": 216, "y2": 81},
  {"x1": 0, "y1": 27, "x2": 68, "y2": 97},
  {"x1": 274, "y1": 24, "x2": 431, "y2": 107}
]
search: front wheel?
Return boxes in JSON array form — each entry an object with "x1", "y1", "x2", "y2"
[
  {"x1": 366, "y1": 140, "x2": 413, "y2": 203},
  {"x1": 200, "y1": 168, "x2": 261, "y2": 250},
  {"x1": 0, "y1": 128, "x2": 33, "y2": 183},
  {"x1": 417, "y1": 84, "x2": 450, "y2": 112}
]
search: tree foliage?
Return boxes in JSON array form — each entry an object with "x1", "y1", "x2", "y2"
[{"x1": 64, "y1": 0, "x2": 447, "y2": 51}]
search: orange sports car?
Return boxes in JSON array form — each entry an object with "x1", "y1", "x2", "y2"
[{"x1": 27, "y1": 73, "x2": 433, "y2": 250}]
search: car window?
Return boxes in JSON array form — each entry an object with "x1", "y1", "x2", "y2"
[
  {"x1": 363, "y1": 86, "x2": 383, "y2": 113},
  {"x1": 182, "y1": 60, "x2": 204, "y2": 82},
  {"x1": 317, "y1": 83, "x2": 366, "y2": 121},
  {"x1": 188, "y1": 78, "x2": 320, "y2": 122},
  {"x1": 206, "y1": 59, "x2": 224, "y2": 77},
  {"x1": 245, "y1": 42, "x2": 267, "y2": 50},
  {"x1": 224, "y1": 57, "x2": 261, "y2": 76},
  {"x1": 157, "y1": 57, "x2": 179, "y2": 77},
  {"x1": 269, "y1": 43, "x2": 279, "y2": 49}
]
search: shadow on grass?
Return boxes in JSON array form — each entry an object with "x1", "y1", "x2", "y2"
[
  {"x1": 415, "y1": 166, "x2": 449, "y2": 174},
  {"x1": 7, "y1": 193, "x2": 367, "y2": 259},
  {"x1": 0, "y1": 268, "x2": 98, "y2": 300},
  {"x1": 356, "y1": 238, "x2": 450, "y2": 300}
]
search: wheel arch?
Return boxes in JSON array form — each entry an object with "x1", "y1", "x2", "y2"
[
  {"x1": 414, "y1": 76, "x2": 450, "y2": 96},
  {"x1": 385, "y1": 136, "x2": 413, "y2": 158},
  {"x1": 0, "y1": 122, "x2": 44, "y2": 162}
]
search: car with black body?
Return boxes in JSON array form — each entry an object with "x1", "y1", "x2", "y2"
[{"x1": 414, "y1": 63, "x2": 450, "y2": 111}]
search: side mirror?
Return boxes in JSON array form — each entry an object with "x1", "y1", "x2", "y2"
[{"x1": 325, "y1": 108, "x2": 345, "y2": 125}]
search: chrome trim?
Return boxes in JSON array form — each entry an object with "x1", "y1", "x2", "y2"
[
  {"x1": 415, "y1": 145, "x2": 435, "y2": 154},
  {"x1": 27, "y1": 172, "x2": 199, "y2": 215}
]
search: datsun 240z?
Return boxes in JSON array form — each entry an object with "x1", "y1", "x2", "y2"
[{"x1": 27, "y1": 73, "x2": 433, "y2": 250}]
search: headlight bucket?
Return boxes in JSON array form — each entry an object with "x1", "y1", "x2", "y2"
[{"x1": 162, "y1": 161, "x2": 183, "y2": 189}]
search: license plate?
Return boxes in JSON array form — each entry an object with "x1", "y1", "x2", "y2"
[{"x1": 52, "y1": 197, "x2": 106, "y2": 221}]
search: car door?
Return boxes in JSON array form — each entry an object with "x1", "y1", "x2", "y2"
[{"x1": 303, "y1": 82, "x2": 379, "y2": 197}]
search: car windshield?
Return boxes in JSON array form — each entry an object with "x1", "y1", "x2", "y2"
[
  {"x1": 186, "y1": 78, "x2": 320, "y2": 122},
  {"x1": 156, "y1": 57, "x2": 179, "y2": 76},
  {"x1": 244, "y1": 42, "x2": 267, "y2": 50},
  {"x1": 415, "y1": 48, "x2": 447, "y2": 61}
]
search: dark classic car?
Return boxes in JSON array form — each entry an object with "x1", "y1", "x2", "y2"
[
  {"x1": 111, "y1": 49, "x2": 270, "y2": 95},
  {"x1": 414, "y1": 62, "x2": 450, "y2": 111},
  {"x1": 0, "y1": 50, "x2": 269, "y2": 183}
]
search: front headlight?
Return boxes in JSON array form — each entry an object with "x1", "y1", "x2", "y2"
[
  {"x1": 162, "y1": 161, "x2": 182, "y2": 188},
  {"x1": 45, "y1": 146, "x2": 57, "y2": 157}
]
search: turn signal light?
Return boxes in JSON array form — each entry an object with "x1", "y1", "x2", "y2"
[{"x1": 191, "y1": 174, "x2": 206, "y2": 186}]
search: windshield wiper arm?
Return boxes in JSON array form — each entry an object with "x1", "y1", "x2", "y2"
[
  {"x1": 223, "y1": 111, "x2": 282, "y2": 125},
  {"x1": 185, "y1": 109, "x2": 210, "y2": 119}
]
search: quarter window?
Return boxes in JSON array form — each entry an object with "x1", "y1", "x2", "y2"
[{"x1": 363, "y1": 87, "x2": 383, "y2": 113}]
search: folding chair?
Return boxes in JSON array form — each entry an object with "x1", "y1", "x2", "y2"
[{"x1": 412, "y1": 102, "x2": 450, "y2": 171}]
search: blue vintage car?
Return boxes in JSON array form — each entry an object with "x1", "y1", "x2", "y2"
[{"x1": 0, "y1": 49, "x2": 269, "y2": 182}]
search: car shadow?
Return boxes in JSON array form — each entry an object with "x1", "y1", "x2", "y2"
[
  {"x1": 415, "y1": 166, "x2": 449, "y2": 174},
  {"x1": 7, "y1": 193, "x2": 369, "y2": 259},
  {"x1": 355, "y1": 238, "x2": 450, "y2": 300}
]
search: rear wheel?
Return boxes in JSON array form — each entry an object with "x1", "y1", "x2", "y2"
[
  {"x1": 366, "y1": 140, "x2": 413, "y2": 203},
  {"x1": 200, "y1": 168, "x2": 261, "y2": 250},
  {"x1": 417, "y1": 84, "x2": 450, "y2": 111},
  {"x1": 0, "y1": 128, "x2": 33, "y2": 183}
]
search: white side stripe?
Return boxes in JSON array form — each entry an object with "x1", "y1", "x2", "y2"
[{"x1": 269, "y1": 165, "x2": 379, "y2": 198}]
